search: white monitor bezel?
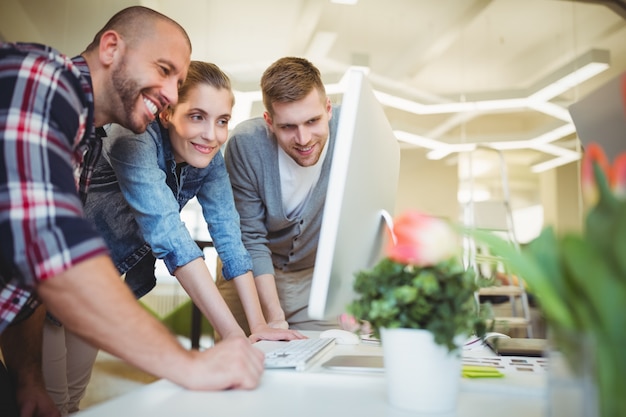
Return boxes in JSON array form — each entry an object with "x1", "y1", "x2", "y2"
[{"x1": 307, "y1": 68, "x2": 400, "y2": 320}]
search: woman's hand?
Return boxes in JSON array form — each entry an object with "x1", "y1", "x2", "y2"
[
  {"x1": 247, "y1": 324, "x2": 306, "y2": 343},
  {"x1": 267, "y1": 319, "x2": 289, "y2": 330}
]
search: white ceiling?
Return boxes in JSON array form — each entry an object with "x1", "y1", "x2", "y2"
[{"x1": 2, "y1": 0, "x2": 625, "y2": 208}]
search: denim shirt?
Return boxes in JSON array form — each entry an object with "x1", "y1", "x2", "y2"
[{"x1": 83, "y1": 121, "x2": 252, "y2": 298}]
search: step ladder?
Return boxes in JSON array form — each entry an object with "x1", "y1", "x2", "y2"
[{"x1": 461, "y1": 146, "x2": 533, "y2": 338}]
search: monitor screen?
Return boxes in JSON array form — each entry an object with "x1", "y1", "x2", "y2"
[{"x1": 308, "y1": 68, "x2": 401, "y2": 320}]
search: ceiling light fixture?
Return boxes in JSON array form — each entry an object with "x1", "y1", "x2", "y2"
[
  {"x1": 384, "y1": 49, "x2": 609, "y2": 170},
  {"x1": 426, "y1": 143, "x2": 476, "y2": 160},
  {"x1": 531, "y1": 153, "x2": 581, "y2": 173},
  {"x1": 376, "y1": 50, "x2": 608, "y2": 118},
  {"x1": 526, "y1": 101, "x2": 572, "y2": 122},
  {"x1": 529, "y1": 143, "x2": 580, "y2": 173},
  {"x1": 528, "y1": 62, "x2": 609, "y2": 102},
  {"x1": 527, "y1": 49, "x2": 610, "y2": 102},
  {"x1": 531, "y1": 123, "x2": 578, "y2": 145},
  {"x1": 393, "y1": 130, "x2": 446, "y2": 149}
]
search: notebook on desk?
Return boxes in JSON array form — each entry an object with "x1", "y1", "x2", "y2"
[{"x1": 485, "y1": 338, "x2": 547, "y2": 357}]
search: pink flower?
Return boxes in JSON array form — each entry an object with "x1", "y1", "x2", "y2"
[
  {"x1": 581, "y1": 142, "x2": 626, "y2": 204},
  {"x1": 612, "y1": 154, "x2": 626, "y2": 199},
  {"x1": 581, "y1": 143, "x2": 610, "y2": 207},
  {"x1": 387, "y1": 211, "x2": 459, "y2": 267}
]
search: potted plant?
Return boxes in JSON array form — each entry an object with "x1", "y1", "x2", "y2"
[
  {"x1": 473, "y1": 142, "x2": 626, "y2": 417},
  {"x1": 347, "y1": 211, "x2": 488, "y2": 413}
]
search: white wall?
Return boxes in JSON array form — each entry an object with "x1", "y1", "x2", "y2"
[{"x1": 395, "y1": 148, "x2": 459, "y2": 221}]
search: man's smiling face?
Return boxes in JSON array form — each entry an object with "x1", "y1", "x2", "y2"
[{"x1": 265, "y1": 88, "x2": 332, "y2": 167}]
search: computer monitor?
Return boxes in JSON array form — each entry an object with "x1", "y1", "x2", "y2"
[{"x1": 308, "y1": 68, "x2": 401, "y2": 320}]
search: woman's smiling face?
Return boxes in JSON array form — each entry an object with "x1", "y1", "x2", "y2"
[{"x1": 160, "y1": 83, "x2": 232, "y2": 167}]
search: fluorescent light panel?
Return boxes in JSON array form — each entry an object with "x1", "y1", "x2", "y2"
[
  {"x1": 419, "y1": 98, "x2": 527, "y2": 115},
  {"x1": 427, "y1": 143, "x2": 476, "y2": 160},
  {"x1": 531, "y1": 154, "x2": 581, "y2": 173},
  {"x1": 393, "y1": 130, "x2": 445, "y2": 149},
  {"x1": 531, "y1": 123, "x2": 577, "y2": 145},
  {"x1": 526, "y1": 101, "x2": 572, "y2": 122},
  {"x1": 391, "y1": 50, "x2": 609, "y2": 170},
  {"x1": 528, "y1": 62, "x2": 609, "y2": 102}
]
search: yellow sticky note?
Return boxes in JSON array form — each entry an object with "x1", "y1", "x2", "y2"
[{"x1": 462, "y1": 365, "x2": 504, "y2": 378}]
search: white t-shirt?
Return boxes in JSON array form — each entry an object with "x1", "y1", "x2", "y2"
[{"x1": 278, "y1": 140, "x2": 329, "y2": 217}]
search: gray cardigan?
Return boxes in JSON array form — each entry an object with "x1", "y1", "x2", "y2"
[{"x1": 224, "y1": 106, "x2": 340, "y2": 277}]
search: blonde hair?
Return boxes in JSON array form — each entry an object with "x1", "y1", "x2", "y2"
[
  {"x1": 160, "y1": 61, "x2": 234, "y2": 118},
  {"x1": 178, "y1": 61, "x2": 233, "y2": 105}
]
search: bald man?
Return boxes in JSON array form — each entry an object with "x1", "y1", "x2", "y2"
[{"x1": 0, "y1": 6, "x2": 263, "y2": 417}]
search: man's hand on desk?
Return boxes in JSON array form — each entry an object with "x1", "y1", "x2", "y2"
[
  {"x1": 248, "y1": 323, "x2": 307, "y2": 343},
  {"x1": 182, "y1": 337, "x2": 265, "y2": 390}
]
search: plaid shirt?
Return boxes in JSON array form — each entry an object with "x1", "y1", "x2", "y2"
[{"x1": 0, "y1": 43, "x2": 109, "y2": 334}]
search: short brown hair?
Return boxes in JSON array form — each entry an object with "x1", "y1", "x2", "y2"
[
  {"x1": 83, "y1": 6, "x2": 191, "y2": 53},
  {"x1": 261, "y1": 57, "x2": 326, "y2": 115}
]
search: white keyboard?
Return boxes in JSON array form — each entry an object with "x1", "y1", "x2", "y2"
[{"x1": 263, "y1": 337, "x2": 336, "y2": 371}]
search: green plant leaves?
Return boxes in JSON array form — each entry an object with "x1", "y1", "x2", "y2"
[
  {"x1": 467, "y1": 154, "x2": 626, "y2": 417},
  {"x1": 348, "y1": 257, "x2": 486, "y2": 351}
]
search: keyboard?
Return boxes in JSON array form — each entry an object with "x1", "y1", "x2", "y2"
[{"x1": 262, "y1": 337, "x2": 336, "y2": 371}]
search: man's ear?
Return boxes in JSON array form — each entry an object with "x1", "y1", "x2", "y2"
[
  {"x1": 263, "y1": 111, "x2": 274, "y2": 133},
  {"x1": 98, "y1": 30, "x2": 122, "y2": 67},
  {"x1": 325, "y1": 97, "x2": 333, "y2": 120}
]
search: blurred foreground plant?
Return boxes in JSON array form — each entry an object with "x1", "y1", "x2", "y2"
[{"x1": 472, "y1": 143, "x2": 626, "y2": 417}]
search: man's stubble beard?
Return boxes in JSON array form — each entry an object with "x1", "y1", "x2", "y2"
[{"x1": 111, "y1": 57, "x2": 148, "y2": 134}]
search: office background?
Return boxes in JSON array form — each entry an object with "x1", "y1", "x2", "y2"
[{"x1": 3, "y1": 0, "x2": 625, "y2": 239}]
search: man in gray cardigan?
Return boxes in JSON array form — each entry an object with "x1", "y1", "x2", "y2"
[{"x1": 217, "y1": 57, "x2": 340, "y2": 332}]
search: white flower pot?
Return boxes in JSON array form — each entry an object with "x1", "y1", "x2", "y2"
[{"x1": 381, "y1": 327, "x2": 461, "y2": 414}]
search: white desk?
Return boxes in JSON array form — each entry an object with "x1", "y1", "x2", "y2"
[{"x1": 76, "y1": 337, "x2": 546, "y2": 417}]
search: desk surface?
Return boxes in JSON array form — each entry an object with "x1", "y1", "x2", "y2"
[{"x1": 76, "y1": 335, "x2": 546, "y2": 417}]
